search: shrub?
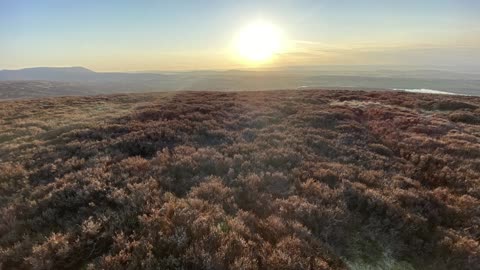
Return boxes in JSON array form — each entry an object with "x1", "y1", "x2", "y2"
[
  {"x1": 449, "y1": 112, "x2": 480, "y2": 125},
  {"x1": 1, "y1": 90, "x2": 479, "y2": 269}
]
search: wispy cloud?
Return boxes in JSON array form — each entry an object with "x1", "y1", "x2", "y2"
[{"x1": 276, "y1": 39, "x2": 480, "y2": 66}]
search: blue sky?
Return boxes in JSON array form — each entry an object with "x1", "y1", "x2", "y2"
[{"x1": 1, "y1": 0, "x2": 479, "y2": 71}]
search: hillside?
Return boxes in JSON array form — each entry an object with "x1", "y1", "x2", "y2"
[
  {"x1": 0, "y1": 67, "x2": 95, "y2": 81},
  {"x1": 0, "y1": 81, "x2": 98, "y2": 100},
  {"x1": 1, "y1": 90, "x2": 479, "y2": 269}
]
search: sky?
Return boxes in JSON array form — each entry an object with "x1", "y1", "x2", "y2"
[{"x1": 1, "y1": 0, "x2": 479, "y2": 71}]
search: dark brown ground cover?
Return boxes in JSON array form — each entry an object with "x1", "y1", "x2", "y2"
[{"x1": 0, "y1": 90, "x2": 479, "y2": 269}]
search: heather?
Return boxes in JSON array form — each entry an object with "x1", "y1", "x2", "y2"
[{"x1": 0, "y1": 90, "x2": 479, "y2": 269}]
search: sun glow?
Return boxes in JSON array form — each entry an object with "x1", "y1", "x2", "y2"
[{"x1": 234, "y1": 21, "x2": 284, "y2": 64}]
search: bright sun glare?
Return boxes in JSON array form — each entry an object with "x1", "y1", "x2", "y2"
[{"x1": 235, "y1": 21, "x2": 283, "y2": 64}]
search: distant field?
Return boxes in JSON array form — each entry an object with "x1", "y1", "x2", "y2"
[
  {"x1": 0, "y1": 81, "x2": 98, "y2": 100},
  {"x1": 1, "y1": 90, "x2": 479, "y2": 269}
]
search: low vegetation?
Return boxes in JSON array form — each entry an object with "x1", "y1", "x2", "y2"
[{"x1": 0, "y1": 90, "x2": 479, "y2": 269}]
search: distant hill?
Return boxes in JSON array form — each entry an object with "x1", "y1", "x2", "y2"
[
  {"x1": 0, "y1": 67, "x2": 96, "y2": 81},
  {"x1": 0, "y1": 66, "x2": 479, "y2": 99}
]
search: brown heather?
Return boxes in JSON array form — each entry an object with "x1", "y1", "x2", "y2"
[{"x1": 0, "y1": 90, "x2": 479, "y2": 269}]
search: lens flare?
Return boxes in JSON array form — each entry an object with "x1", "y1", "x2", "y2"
[{"x1": 234, "y1": 21, "x2": 283, "y2": 64}]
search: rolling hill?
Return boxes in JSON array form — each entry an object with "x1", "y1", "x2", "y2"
[{"x1": 1, "y1": 67, "x2": 479, "y2": 99}]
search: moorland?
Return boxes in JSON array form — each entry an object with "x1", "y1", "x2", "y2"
[{"x1": 0, "y1": 90, "x2": 479, "y2": 269}]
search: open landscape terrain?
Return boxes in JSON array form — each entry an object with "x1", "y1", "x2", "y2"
[
  {"x1": 1, "y1": 89, "x2": 479, "y2": 269},
  {"x1": 1, "y1": 67, "x2": 480, "y2": 100}
]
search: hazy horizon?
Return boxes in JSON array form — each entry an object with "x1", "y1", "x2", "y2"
[
  {"x1": 2, "y1": 0, "x2": 480, "y2": 72},
  {"x1": 3, "y1": 64, "x2": 480, "y2": 74}
]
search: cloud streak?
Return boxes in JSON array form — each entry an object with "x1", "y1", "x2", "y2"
[{"x1": 275, "y1": 39, "x2": 480, "y2": 67}]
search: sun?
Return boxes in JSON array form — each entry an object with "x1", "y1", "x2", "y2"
[{"x1": 234, "y1": 21, "x2": 283, "y2": 64}]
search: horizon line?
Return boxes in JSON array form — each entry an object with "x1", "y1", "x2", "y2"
[{"x1": 3, "y1": 64, "x2": 480, "y2": 74}]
